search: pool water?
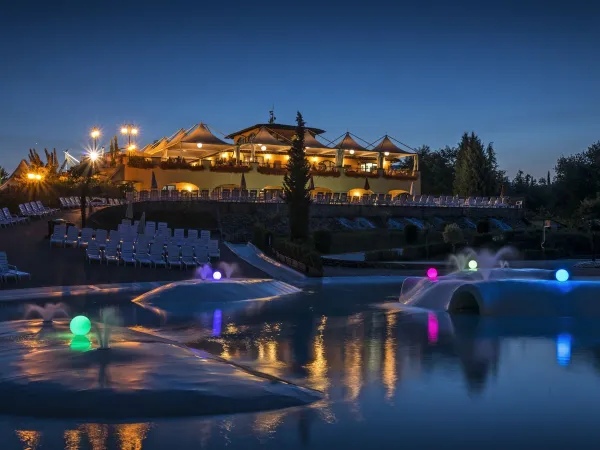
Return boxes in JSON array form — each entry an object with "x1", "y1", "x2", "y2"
[{"x1": 2, "y1": 282, "x2": 600, "y2": 449}]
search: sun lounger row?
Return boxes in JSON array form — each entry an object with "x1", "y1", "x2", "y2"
[
  {"x1": 59, "y1": 197, "x2": 125, "y2": 209},
  {"x1": 119, "y1": 220, "x2": 211, "y2": 240},
  {"x1": 18, "y1": 201, "x2": 58, "y2": 218},
  {"x1": 85, "y1": 241, "x2": 210, "y2": 269},
  {"x1": 0, "y1": 207, "x2": 29, "y2": 227},
  {"x1": 50, "y1": 225, "x2": 220, "y2": 259},
  {"x1": 0, "y1": 251, "x2": 30, "y2": 282}
]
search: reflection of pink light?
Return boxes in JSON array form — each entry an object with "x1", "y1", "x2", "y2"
[
  {"x1": 428, "y1": 312, "x2": 438, "y2": 343},
  {"x1": 426, "y1": 267, "x2": 438, "y2": 280}
]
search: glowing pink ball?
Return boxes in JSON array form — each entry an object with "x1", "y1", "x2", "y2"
[{"x1": 426, "y1": 267, "x2": 438, "y2": 280}]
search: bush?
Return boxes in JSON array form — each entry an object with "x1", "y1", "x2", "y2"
[
  {"x1": 443, "y1": 223, "x2": 465, "y2": 252},
  {"x1": 313, "y1": 229, "x2": 333, "y2": 254},
  {"x1": 273, "y1": 240, "x2": 323, "y2": 272},
  {"x1": 472, "y1": 232, "x2": 495, "y2": 248},
  {"x1": 252, "y1": 225, "x2": 272, "y2": 253},
  {"x1": 404, "y1": 224, "x2": 419, "y2": 245},
  {"x1": 476, "y1": 219, "x2": 490, "y2": 234}
]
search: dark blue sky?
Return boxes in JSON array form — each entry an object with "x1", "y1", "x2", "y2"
[{"x1": 1, "y1": 0, "x2": 599, "y2": 177}]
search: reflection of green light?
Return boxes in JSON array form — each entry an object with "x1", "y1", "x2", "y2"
[
  {"x1": 468, "y1": 260, "x2": 478, "y2": 270},
  {"x1": 70, "y1": 335, "x2": 91, "y2": 351},
  {"x1": 70, "y1": 315, "x2": 91, "y2": 336}
]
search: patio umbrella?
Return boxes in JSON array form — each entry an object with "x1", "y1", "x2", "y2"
[
  {"x1": 138, "y1": 212, "x2": 146, "y2": 234},
  {"x1": 125, "y1": 201, "x2": 133, "y2": 220},
  {"x1": 240, "y1": 173, "x2": 247, "y2": 190},
  {"x1": 409, "y1": 181, "x2": 414, "y2": 196},
  {"x1": 364, "y1": 177, "x2": 370, "y2": 191},
  {"x1": 309, "y1": 175, "x2": 315, "y2": 191},
  {"x1": 151, "y1": 171, "x2": 158, "y2": 190}
]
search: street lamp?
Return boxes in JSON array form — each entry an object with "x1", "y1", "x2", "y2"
[
  {"x1": 121, "y1": 124, "x2": 139, "y2": 149},
  {"x1": 90, "y1": 128, "x2": 101, "y2": 151}
]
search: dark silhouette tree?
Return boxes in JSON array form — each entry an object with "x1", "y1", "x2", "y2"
[
  {"x1": 453, "y1": 132, "x2": 500, "y2": 197},
  {"x1": 283, "y1": 112, "x2": 311, "y2": 241}
]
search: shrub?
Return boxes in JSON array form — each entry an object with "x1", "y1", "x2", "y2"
[
  {"x1": 252, "y1": 225, "x2": 272, "y2": 252},
  {"x1": 273, "y1": 240, "x2": 323, "y2": 272},
  {"x1": 404, "y1": 224, "x2": 419, "y2": 245},
  {"x1": 443, "y1": 223, "x2": 465, "y2": 252},
  {"x1": 476, "y1": 219, "x2": 490, "y2": 234},
  {"x1": 472, "y1": 232, "x2": 495, "y2": 248},
  {"x1": 313, "y1": 229, "x2": 333, "y2": 254}
]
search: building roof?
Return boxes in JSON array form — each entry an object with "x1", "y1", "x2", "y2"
[
  {"x1": 181, "y1": 123, "x2": 231, "y2": 146},
  {"x1": 371, "y1": 135, "x2": 415, "y2": 155},
  {"x1": 166, "y1": 128, "x2": 187, "y2": 145},
  {"x1": 304, "y1": 130, "x2": 333, "y2": 150},
  {"x1": 225, "y1": 123, "x2": 325, "y2": 139},
  {"x1": 250, "y1": 127, "x2": 290, "y2": 147},
  {"x1": 334, "y1": 132, "x2": 369, "y2": 152}
]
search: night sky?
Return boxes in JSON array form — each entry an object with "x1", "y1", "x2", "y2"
[{"x1": 1, "y1": 0, "x2": 598, "y2": 177}]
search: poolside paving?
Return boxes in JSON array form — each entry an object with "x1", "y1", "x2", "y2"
[{"x1": 0, "y1": 210, "x2": 267, "y2": 290}]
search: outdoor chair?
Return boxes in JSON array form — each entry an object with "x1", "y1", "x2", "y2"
[
  {"x1": 121, "y1": 240, "x2": 135, "y2": 253},
  {"x1": 207, "y1": 239, "x2": 220, "y2": 259},
  {"x1": 200, "y1": 189, "x2": 209, "y2": 200},
  {"x1": 27, "y1": 202, "x2": 46, "y2": 216},
  {"x1": 50, "y1": 224, "x2": 67, "y2": 247},
  {"x1": 120, "y1": 248, "x2": 136, "y2": 266},
  {"x1": 0, "y1": 252, "x2": 29, "y2": 282},
  {"x1": 85, "y1": 241, "x2": 103, "y2": 264},
  {"x1": 37, "y1": 201, "x2": 58, "y2": 214},
  {"x1": 187, "y1": 229, "x2": 198, "y2": 240},
  {"x1": 173, "y1": 228, "x2": 185, "y2": 244},
  {"x1": 64, "y1": 226, "x2": 80, "y2": 247},
  {"x1": 135, "y1": 247, "x2": 153, "y2": 267},
  {"x1": 195, "y1": 248, "x2": 210, "y2": 265},
  {"x1": 249, "y1": 190, "x2": 257, "y2": 201},
  {"x1": 231, "y1": 189, "x2": 240, "y2": 201},
  {"x1": 180, "y1": 245, "x2": 198, "y2": 268},
  {"x1": 241, "y1": 190, "x2": 249, "y2": 201},
  {"x1": 79, "y1": 228, "x2": 94, "y2": 248},
  {"x1": 135, "y1": 236, "x2": 151, "y2": 253},
  {"x1": 0, "y1": 212, "x2": 12, "y2": 228},
  {"x1": 332, "y1": 192, "x2": 340, "y2": 204},
  {"x1": 157, "y1": 227, "x2": 172, "y2": 238},
  {"x1": 149, "y1": 245, "x2": 166, "y2": 268},
  {"x1": 122, "y1": 219, "x2": 132, "y2": 226},
  {"x1": 200, "y1": 230, "x2": 210, "y2": 241},
  {"x1": 340, "y1": 193, "x2": 348, "y2": 203},
  {"x1": 4, "y1": 208, "x2": 28, "y2": 224},
  {"x1": 166, "y1": 244, "x2": 182, "y2": 269},
  {"x1": 145, "y1": 222, "x2": 156, "y2": 236},
  {"x1": 94, "y1": 229, "x2": 108, "y2": 249},
  {"x1": 221, "y1": 189, "x2": 231, "y2": 201}
]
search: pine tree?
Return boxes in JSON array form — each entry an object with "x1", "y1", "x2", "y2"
[
  {"x1": 453, "y1": 132, "x2": 494, "y2": 196},
  {"x1": 547, "y1": 170, "x2": 551, "y2": 186},
  {"x1": 283, "y1": 112, "x2": 311, "y2": 241}
]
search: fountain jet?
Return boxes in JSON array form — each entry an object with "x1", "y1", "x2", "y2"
[{"x1": 24, "y1": 303, "x2": 69, "y2": 323}]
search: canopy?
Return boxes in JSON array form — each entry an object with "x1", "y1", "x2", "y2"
[
  {"x1": 372, "y1": 135, "x2": 415, "y2": 156},
  {"x1": 181, "y1": 123, "x2": 230, "y2": 146},
  {"x1": 304, "y1": 130, "x2": 333, "y2": 152},
  {"x1": 249, "y1": 127, "x2": 289, "y2": 148},
  {"x1": 334, "y1": 133, "x2": 369, "y2": 152}
]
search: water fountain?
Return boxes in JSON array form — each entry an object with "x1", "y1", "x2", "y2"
[
  {"x1": 217, "y1": 261, "x2": 238, "y2": 279},
  {"x1": 399, "y1": 247, "x2": 600, "y2": 316},
  {"x1": 93, "y1": 307, "x2": 120, "y2": 349},
  {"x1": 196, "y1": 264, "x2": 213, "y2": 280},
  {"x1": 24, "y1": 303, "x2": 68, "y2": 323}
]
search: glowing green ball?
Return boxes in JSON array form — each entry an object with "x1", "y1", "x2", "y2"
[
  {"x1": 70, "y1": 315, "x2": 91, "y2": 336},
  {"x1": 468, "y1": 260, "x2": 478, "y2": 270},
  {"x1": 70, "y1": 335, "x2": 91, "y2": 351}
]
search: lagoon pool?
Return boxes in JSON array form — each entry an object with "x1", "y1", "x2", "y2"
[{"x1": 1, "y1": 282, "x2": 600, "y2": 449}]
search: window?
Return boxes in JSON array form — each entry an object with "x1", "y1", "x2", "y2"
[{"x1": 360, "y1": 162, "x2": 378, "y2": 172}]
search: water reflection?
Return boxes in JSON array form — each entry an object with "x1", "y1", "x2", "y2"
[{"x1": 9, "y1": 284, "x2": 600, "y2": 449}]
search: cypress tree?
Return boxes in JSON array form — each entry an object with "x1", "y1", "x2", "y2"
[
  {"x1": 283, "y1": 112, "x2": 311, "y2": 241},
  {"x1": 547, "y1": 170, "x2": 551, "y2": 186},
  {"x1": 453, "y1": 132, "x2": 497, "y2": 197}
]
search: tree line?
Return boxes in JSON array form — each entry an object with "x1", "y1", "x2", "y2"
[{"x1": 413, "y1": 132, "x2": 600, "y2": 222}]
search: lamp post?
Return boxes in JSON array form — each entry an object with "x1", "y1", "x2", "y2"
[
  {"x1": 121, "y1": 125, "x2": 138, "y2": 150},
  {"x1": 90, "y1": 128, "x2": 100, "y2": 151}
]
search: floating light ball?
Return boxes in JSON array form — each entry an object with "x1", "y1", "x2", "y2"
[
  {"x1": 213, "y1": 270, "x2": 222, "y2": 280},
  {"x1": 70, "y1": 315, "x2": 91, "y2": 336},
  {"x1": 468, "y1": 260, "x2": 478, "y2": 270},
  {"x1": 426, "y1": 267, "x2": 438, "y2": 280},
  {"x1": 555, "y1": 269, "x2": 570, "y2": 282},
  {"x1": 70, "y1": 335, "x2": 91, "y2": 352},
  {"x1": 556, "y1": 333, "x2": 571, "y2": 366}
]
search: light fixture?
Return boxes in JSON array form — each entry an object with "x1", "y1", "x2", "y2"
[
  {"x1": 312, "y1": 157, "x2": 317, "y2": 162},
  {"x1": 121, "y1": 127, "x2": 128, "y2": 134},
  {"x1": 265, "y1": 154, "x2": 271, "y2": 160},
  {"x1": 131, "y1": 128, "x2": 138, "y2": 135},
  {"x1": 384, "y1": 151, "x2": 390, "y2": 156},
  {"x1": 349, "y1": 149, "x2": 355, "y2": 155},
  {"x1": 187, "y1": 187, "x2": 192, "y2": 192},
  {"x1": 35, "y1": 174, "x2": 42, "y2": 180},
  {"x1": 90, "y1": 129, "x2": 100, "y2": 139},
  {"x1": 88, "y1": 150, "x2": 99, "y2": 162},
  {"x1": 285, "y1": 155, "x2": 290, "y2": 160},
  {"x1": 353, "y1": 192, "x2": 360, "y2": 197},
  {"x1": 70, "y1": 315, "x2": 91, "y2": 336},
  {"x1": 27, "y1": 173, "x2": 35, "y2": 179},
  {"x1": 128, "y1": 144, "x2": 136, "y2": 151},
  {"x1": 261, "y1": 145, "x2": 267, "y2": 151},
  {"x1": 221, "y1": 152, "x2": 228, "y2": 159},
  {"x1": 196, "y1": 143, "x2": 203, "y2": 148}
]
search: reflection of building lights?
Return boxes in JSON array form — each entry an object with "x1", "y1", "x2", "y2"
[
  {"x1": 212, "y1": 309, "x2": 222, "y2": 336},
  {"x1": 428, "y1": 312, "x2": 439, "y2": 343},
  {"x1": 261, "y1": 145, "x2": 267, "y2": 151},
  {"x1": 349, "y1": 149, "x2": 355, "y2": 155},
  {"x1": 197, "y1": 143, "x2": 203, "y2": 148}
]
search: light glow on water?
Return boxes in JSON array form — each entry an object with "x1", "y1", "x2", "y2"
[
  {"x1": 557, "y1": 333, "x2": 572, "y2": 366},
  {"x1": 212, "y1": 309, "x2": 222, "y2": 336},
  {"x1": 427, "y1": 312, "x2": 439, "y2": 343}
]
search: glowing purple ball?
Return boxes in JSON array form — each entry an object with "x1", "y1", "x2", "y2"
[
  {"x1": 426, "y1": 267, "x2": 438, "y2": 280},
  {"x1": 212, "y1": 270, "x2": 222, "y2": 280}
]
